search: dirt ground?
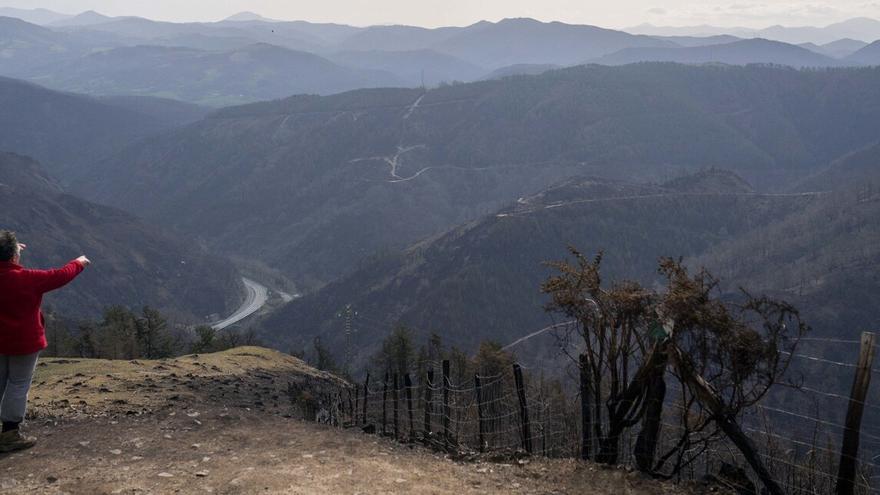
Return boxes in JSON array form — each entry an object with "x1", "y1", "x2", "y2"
[{"x1": 0, "y1": 347, "x2": 701, "y2": 494}]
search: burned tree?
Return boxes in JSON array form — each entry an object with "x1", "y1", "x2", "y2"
[
  {"x1": 542, "y1": 249, "x2": 806, "y2": 494},
  {"x1": 542, "y1": 249, "x2": 656, "y2": 464},
  {"x1": 653, "y1": 259, "x2": 806, "y2": 492}
]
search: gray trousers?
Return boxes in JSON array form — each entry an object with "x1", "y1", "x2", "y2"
[{"x1": 0, "y1": 352, "x2": 40, "y2": 424}]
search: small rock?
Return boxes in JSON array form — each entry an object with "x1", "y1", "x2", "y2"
[
  {"x1": 46, "y1": 476, "x2": 58, "y2": 483},
  {"x1": 109, "y1": 449, "x2": 122, "y2": 455},
  {"x1": 195, "y1": 471, "x2": 209, "y2": 477},
  {"x1": 301, "y1": 454, "x2": 314, "y2": 458},
  {"x1": 395, "y1": 479, "x2": 407, "y2": 484},
  {"x1": 158, "y1": 472, "x2": 174, "y2": 478},
  {"x1": 78, "y1": 441, "x2": 90, "y2": 447}
]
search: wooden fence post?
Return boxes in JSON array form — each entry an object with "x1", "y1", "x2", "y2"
[
  {"x1": 475, "y1": 374, "x2": 486, "y2": 452},
  {"x1": 836, "y1": 331, "x2": 877, "y2": 495},
  {"x1": 354, "y1": 386, "x2": 360, "y2": 425},
  {"x1": 382, "y1": 372, "x2": 389, "y2": 436},
  {"x1": 393, "y1": 373, "x2": 400, "y2": 440},
  {"x1": 513, "y1": 363, "x2": 533, "y2": 454},
  {"x1": 424, "y1": 369, "x2": 434, "y2": 438},
  {"x1": 362, "y1": 373, "x2": 370, "y2": 427},
  {"x1": 403, "y1": 373, "x2": 414, "y2": 440},
  {"x1": 442, "y1": 360, "x2": 451, "y2": 451},
  {"x1": 347, "y1": 388, "x2": 354, "y2": 425},
  {"x1": 579, "y1": 353, "x2": 592, "y2": 460}
]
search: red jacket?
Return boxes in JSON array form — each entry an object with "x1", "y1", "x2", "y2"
[{"x1": 0, "y1": 259, "x2": 84, "y2": 355}]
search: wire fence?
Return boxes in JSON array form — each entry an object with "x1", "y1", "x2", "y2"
[
  {"x1": 301, "y1": 333, "x2": 880, "y2": 494},
  {"x1": 341, "y1": 363, "x2": 579, "y2": 459}
]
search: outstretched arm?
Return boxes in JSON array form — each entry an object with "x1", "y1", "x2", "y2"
[{"x1": 27, "y1": 256, "x2": 90, "y2": 293}]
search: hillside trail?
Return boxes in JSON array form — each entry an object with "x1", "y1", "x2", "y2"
[
  {"x1": 496, "y1": 190, "x2": 828, "y2": 218},
  {"x1": 0, "y1": 348, "x2": 704, "y2": 495}
]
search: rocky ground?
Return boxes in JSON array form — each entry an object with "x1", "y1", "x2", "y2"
[{"x1": 0, "y1": 347, "x2": 707, "y2": 494}]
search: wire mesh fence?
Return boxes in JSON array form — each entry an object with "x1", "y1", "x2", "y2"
[{"x1": 303, "y1": 334, "x2": 880, "y2": 494}]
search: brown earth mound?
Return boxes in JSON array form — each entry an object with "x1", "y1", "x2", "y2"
[{"x1": 0, "y1": 347, "x2": 708, "y2": 494}]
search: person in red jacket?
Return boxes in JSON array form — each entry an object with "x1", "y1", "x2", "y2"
[{"x1": 0, "y1": 230, "x2": 89, "y2": 452}]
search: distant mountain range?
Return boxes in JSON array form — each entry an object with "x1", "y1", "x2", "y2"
[
  {"x1": 223, "y1": 12, "x2": 282, "y2": 23},
  {"x1": 4, "y1": 8, "x2": 880, "y2": 366},
  {"x1": 61, "y1": 64, "x2": 880, "y2": 297},
  {"x1": 48, "y1": 10, "x2": 113, "y2": 27},
  {"x1": 628, "y1": 17, "x2": 880, "y2": 44},
  {"x1": 0, "y1": 76, "x2": 205, "y2": 179},
  {"x1": 9, "y1": 7, "x2": 880, "y2": 46},
  {"x1": 847, "y1": 40, "x2": 880, "y2": 65},
  {"x1": 24, "y1": 43, "x2": 401, "y2": 106},
  {"x1": 799, "y1": 38, "x2": 867, "y2": 58},
  {"x1": 0, "y1": 152, "x2": 243, "y2": 321},
  {"x1": 0, "y1": 7, "x2": 71, "y2": 25},
  {"x1": 5, "y1": 12, "x2": 880, "y2": 105},
  {"x1": 592, "y1": 38, "x2": 843, "y2": 67}
]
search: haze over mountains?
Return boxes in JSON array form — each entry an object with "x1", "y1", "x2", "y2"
[
  {"x1": 56, "y1": 64, "x2": 880, "y2": 293},
  {"x1": 5, "y1": 9, "x2": 880, "y2": 105},
  {"x1": 628, "y1": 17, "x2": 880, "y2": 45},
  {"x1": 0, "y1": 76, "x2": 206, "y2": 178},
  {"x1": 2, "y1": 7, "x2": 880, "y2": 369},
  {"x1": 0, "y1": 62, "x2": 858, "y2": 366}
]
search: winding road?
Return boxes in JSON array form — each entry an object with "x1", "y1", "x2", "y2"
[
  {"x1": 211, "y1": 278, "x2": 269, "y2": 330},
  {"x1": 496, "y1": 191, "x2": 828, "y2": 218}
]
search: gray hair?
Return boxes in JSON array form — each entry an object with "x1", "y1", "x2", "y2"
[{"x1": 0, "y1": 230, "x2": 18, "y2": 262}]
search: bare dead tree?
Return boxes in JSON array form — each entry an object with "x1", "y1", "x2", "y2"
[
  {"x1": 542, "y1": 248, "x2": 657, "y2": 464},
  {"x1": 542, "y1": 249, "x2": 807, "y2": 494},
  {"x1": 649, "y1": 258, "x2": 807, "y2": 492}
]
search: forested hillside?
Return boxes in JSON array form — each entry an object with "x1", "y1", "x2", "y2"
[
  {"x1": 258, "y1": 172, "x2": 819, "y2": 366},
  {"x1": 76, "y1": 64, "x2": 880, "y2": 289},
  {"x1": 698, "y1": 147, "x2": 880, "y2": 336},
  {"x1": 0, "y1": 76, "x2": 202, "y2": 179},
  {"x1": 0, "y1": 152, "x2": 243, "y2": 321},
  {"x1": 23, "y1": 43, "x2": 401, "y2": 106}
]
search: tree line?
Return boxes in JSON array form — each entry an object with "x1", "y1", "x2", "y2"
[{"x1": 43, "y1": 306, "x2": 261, "y2": 359}]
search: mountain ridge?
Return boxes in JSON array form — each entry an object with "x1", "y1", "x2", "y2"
[
  {"x1": 73, "y1": 64, "x2": 880, "y2": 289},
  {"x1": 0, "y1": 152, "x2": 243, "y2": 321},
  {"x1": 593, "y1": 38, "x2": 843, "y2": 67},
  {"x1": 0, "y1": 76, "x2": 198, "y2": 179}
]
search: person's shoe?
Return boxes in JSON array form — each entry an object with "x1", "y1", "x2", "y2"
[{"x1": 0, "y1": 429, "x2": 36, "y2": 453}]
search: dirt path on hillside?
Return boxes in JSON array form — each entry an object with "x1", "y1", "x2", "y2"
[
  {"x1": 0, "y1": 348, "x2": 706, "y2": 495},
  {"x1": 1, "y1": 410, "x2": 692, "y2": 495}
]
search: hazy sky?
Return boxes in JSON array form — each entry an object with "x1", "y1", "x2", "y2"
[{"x1": 3, "y1": 0, "x2": 880, "y2": 28}]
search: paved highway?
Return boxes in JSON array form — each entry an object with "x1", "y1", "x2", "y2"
[{"x1": 211, "y1": 278, "x2": 269, "y2": 330}]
